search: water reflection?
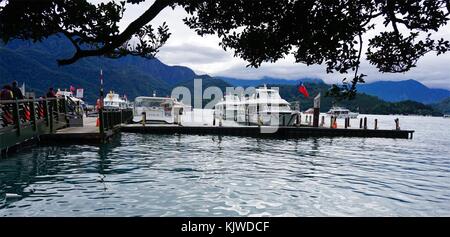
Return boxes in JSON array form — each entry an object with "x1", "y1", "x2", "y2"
[{"x1": 0, "y1": 115, "x2": 449, "y2": 216}]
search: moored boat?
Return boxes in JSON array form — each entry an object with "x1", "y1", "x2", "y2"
[
  {"x1": 103, "y1": 91, "x2": 129, "y2": 110},
  {"x1": 214, "y1": 85, "x2": 299, "y2": 126},
  {"x1": 326, "y1": 106, "x2": 359, "y2": 119},
  {"x1": 133, "y1": 95, "x2": 191, "y2": 124}
]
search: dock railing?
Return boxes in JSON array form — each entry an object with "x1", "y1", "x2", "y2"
[
  {"x1": 99, "y1": 108, "x2": 133, "y2": 135},
  {"x1": 1, "y1": 97, "x2": 70, "y2": 151}
]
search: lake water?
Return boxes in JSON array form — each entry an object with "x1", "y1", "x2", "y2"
[{"x1": 1, "y1": 115, "x2": 449, "y2": 216}]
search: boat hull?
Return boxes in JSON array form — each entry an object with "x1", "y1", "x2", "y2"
[
  {"x1": 132, "y1": 115, "x2": 175, "y2": 124},
  {"x1": 248, "y1": 112, "x2": 297, "y2": 126}
]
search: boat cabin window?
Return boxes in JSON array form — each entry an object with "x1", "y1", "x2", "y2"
[{"x1": 135, "y1": 99, "x2": 172, "y2": 108}]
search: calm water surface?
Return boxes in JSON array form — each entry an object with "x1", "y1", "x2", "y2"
[{"x1": 1, "y1": 115, "x2": 449, "y2": 216}]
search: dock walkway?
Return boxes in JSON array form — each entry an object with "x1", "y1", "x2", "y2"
[
  {"x1": 121, "y1": 124, "x2": 414, "y2": 139},
  {"x1": 39, "y1": 117, "x2": 116, "y2": 144}
]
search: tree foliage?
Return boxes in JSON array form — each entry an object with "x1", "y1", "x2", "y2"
[{"x1": 1, "y1": 0, "x2": 449, "y2": 98}]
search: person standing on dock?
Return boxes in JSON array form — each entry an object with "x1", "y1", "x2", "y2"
[
  {"x1": 11, "y1": 81, "x2": 24, "y2": 100},
  {"x1": 1, "y1": 85, "x2": 13, "y2": 100},
  {"x1": 1, "y1": 85, "x2": 14, "y2": 124},
  {"x1": 46, "y1": 87, "x2": 56, "y2": 98}
]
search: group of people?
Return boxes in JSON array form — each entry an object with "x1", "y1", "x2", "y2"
[
  {"x1": 0, "y1": 81, "x2": 58, "y2": 101},
  {"x1": 1, "y1": 81, "x2": 24, "y2": 100}
]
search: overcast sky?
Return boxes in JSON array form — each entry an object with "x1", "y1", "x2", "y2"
[{"x1": 92, "y1": 0, "x2": 450, "y2": 89}]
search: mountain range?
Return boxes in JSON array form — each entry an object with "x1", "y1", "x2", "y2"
[
  {"x1": 357, "y1": 80, "x2": 450, "y2": 104},
  {"x1": 0, "y1": 35, "x2": 449, "y2": 115},
  {"x1": 0, "y1": 35, "x2": 197, "y2": 102}
]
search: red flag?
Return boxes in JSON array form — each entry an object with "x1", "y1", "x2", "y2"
[{"x1": 298, "y1": 84, "x2": 309, "y2": 98}]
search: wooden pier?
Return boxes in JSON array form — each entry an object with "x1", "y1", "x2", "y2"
[
  {"x1": 1, "y1": 98, "x2": 414, "y2": 155},
  {"x1": 121, "y1": 124, "x2": 414, "y2": 139},
  {"x1": 1, "y1": 97, "x2": 133, "y2": 154}
]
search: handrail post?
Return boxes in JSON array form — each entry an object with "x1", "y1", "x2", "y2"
[
  {"x1": 55, "y1": 98, "x2": 59, "y2": 124},
  {"x1": 13, "y1": 100, "x2": 21, "y2": 136},
  {"x1": 63, "y1": 97, "x2": 68, "y2": 125},
  {"x1": 30, "y1": 100, "x2": 37, "y2": 131},
  {"x1": 44, "y1": 100, "x2": 50, "y2": 127},
  {"x1": 49, "y1": 100, "x2": 54, "y2": 133}
]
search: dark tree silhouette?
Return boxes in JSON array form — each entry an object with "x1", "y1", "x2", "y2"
[{"x1": 1, "y1": 0, "x2": 449, "y2": 98}]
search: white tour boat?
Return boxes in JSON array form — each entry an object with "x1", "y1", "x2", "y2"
[
  {"x1": 133, "y1": 95, "x2": 191, "y2": 124},
  {"x1": 213, "y1": 94, "x2": 244, "y2": 123},
  {"x1": 326, "y1": 107, "x2": 359, "y2": 119},
  {"x1": 103, "y1": 91, "x2": 129, "y2": 110},
  {"x1": 214, "y1": 85, "x2": 298, "y2": 126}
]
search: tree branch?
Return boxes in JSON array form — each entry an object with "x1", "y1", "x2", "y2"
[
  {"x1": 57, "y1": 0, "x2": 173, "y2": 65},
  {"x1": 62, "y1": 31, "x2": 80, "y2": 51}
]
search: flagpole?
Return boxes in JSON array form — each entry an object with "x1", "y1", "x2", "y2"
[
  {"x1": 100, "y1": 69, "x2": 104, "y2": 107},
  {"x1": 99, "y1": 69, "x2": 105, "y2": 140}
]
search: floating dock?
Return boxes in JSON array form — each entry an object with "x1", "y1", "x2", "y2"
[{"x1": 121, "y1": 124, "x2": 414, "y2": 139}]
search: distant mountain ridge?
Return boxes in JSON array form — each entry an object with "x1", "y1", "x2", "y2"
[
  {"x1": 431, "y1": 97, "x2": 450, "y2": 114},
  {"x1": 357, "y1": 79, "x2": 450, "y2": 104},
  {"x1": 0, "y1": 35, "x2": 197, "y2": 103}
]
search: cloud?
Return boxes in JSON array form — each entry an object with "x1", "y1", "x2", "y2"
[
  {"x1": 91, "y1": 1, "x2": 450, "y2": 90},
  {"x1": 158, "y1": 44, "x2": 231, "y2": 64}
]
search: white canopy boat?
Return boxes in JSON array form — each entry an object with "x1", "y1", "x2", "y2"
[{"x1": 133, "y1": 95, "x2": 191, "y2": 124}]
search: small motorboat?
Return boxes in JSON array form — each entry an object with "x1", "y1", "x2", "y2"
[{"x1": 326, "y1": 106, "x2": 359, "y2": 119}]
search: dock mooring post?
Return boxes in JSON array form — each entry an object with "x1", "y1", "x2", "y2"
[
  {"x1": 345, "y1": 117, "x2": 348, "y2": 129},
  {"x1": 142, "y1": 112, "x2": 146, "y2": 127},
  {"x1": 374, "y1": 119, "x2": 378, "y2": 130},
  {"x1": 99, "y1": 109, "x2": 104, "y2": 139},
  {"x1": 363, "y1": 117, "x2": 367, "y2": 130},
  {"x1": 313, "y1": 93, "x2": 320, "y2": 127},
  {"x1": 359, "y1": 118, "x2": 363, "y2": 129}
]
